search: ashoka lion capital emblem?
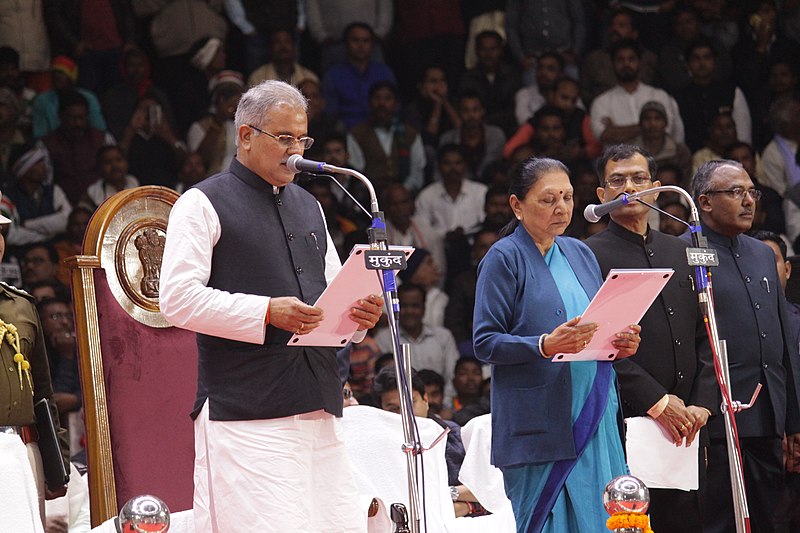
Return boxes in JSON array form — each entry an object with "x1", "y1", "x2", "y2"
[{"x1": 134, "y1": 228, "x2": 166, "y2": 298}]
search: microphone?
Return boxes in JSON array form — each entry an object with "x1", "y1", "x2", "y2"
[
  {"x1": 286, "y1": 154, "x2": 337, "y2": 174},
  {"x1": 583, "y1": 194, "x2": 632, "y2": 223}
]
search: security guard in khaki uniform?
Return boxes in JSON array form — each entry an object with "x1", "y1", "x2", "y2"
[{"x1": 0, "y1": 196, "x2": 69, "y2": 526}]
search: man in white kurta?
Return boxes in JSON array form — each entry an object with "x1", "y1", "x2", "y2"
[{"x1": 160, "y1": 80, "x2": 383, "y2": 533}]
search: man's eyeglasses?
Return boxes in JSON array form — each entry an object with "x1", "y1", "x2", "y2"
[
  {"x1": 248, "y1": 125, "x2": 314, "y2": 150},
  {"x1": 704, "y1": 187, "x2": 762, "y2": 201},
  {"x1": 605, "y1": 174, "x2": 652, "y2": 189},
  {"x1": 48, "y1": 312, "x2": 73, "y2": 321}
]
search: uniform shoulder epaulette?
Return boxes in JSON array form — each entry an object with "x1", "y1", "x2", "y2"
[{"x1": 0, "y1": 281, "x2": 34, "y2": 300}]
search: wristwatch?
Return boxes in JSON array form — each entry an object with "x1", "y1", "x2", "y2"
[{"x1": 449, "y1": 485, "x2": 459, "y2": 502}]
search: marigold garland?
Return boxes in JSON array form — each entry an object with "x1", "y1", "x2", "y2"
[
  {"x1": 0, "y1": 320, "x2": 32, "y2": 392},
  {"x1": 606, "y1": 512, "x2": 654, "y2": 532}
]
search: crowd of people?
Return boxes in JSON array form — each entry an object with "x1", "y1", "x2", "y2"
[{"x1": 1, "y1": 1, "x2": 800, "y2": 532}]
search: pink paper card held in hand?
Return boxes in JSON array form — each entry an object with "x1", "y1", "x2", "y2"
[
  {"x1": 287, "y1": 244, "x2": 414, "y2": 347},
  {"x1": 552, "y1": 268, "x2": 674, "y2": 362}
]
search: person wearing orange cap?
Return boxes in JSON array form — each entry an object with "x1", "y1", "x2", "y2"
[{"x1": 30, "y1": 56, "x2": 106, "y2": 139}]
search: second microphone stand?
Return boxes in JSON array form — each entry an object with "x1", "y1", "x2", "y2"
[
  {"x1": 318, "y1": 165, "x2": 428, "y2": 533},
  {"x1": 614, "y1": 185, "x2": 753, "y2": 533}
]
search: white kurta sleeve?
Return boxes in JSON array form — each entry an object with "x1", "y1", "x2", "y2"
[{"x1": 159, "y1": 188, "x2": 271, "y2": 344}]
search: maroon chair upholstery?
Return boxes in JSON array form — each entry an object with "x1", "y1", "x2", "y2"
[{"x1": 68, "y1": 187, "x2": 197, "y2": 526}]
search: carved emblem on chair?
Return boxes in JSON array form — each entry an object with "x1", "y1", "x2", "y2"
[{"x1": 134, "y1": 228, "x2": 166, "y2": 298}]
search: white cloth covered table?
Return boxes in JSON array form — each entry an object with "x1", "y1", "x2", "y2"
[{"x1": 90, "y1": 408, "x2": 513, "y2": 532}]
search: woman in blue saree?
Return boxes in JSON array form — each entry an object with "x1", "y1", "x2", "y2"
[{"x1": 473, "y1": 157, "x2": 641, "y2": 533}]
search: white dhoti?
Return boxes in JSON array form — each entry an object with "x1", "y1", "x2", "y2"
[
  {"x1": 194, "y1": 402, "x2": 367, "y2": 532},
  {"x1": 0, "y1": 433, "x2": 45, "y2": 533}
]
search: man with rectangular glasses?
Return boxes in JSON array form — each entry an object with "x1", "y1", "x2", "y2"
[
  {"x1": 160, "y1": 80, "x2": 382, "y2": 532},
  {"x1": 586, "y1": 144, "x2": 715, "y2": 532},
  {"x1": 689, "y1": 159, "x2": 800, "y2": 533}
]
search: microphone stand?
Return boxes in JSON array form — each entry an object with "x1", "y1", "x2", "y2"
[
  {"x1": 311, "y1": 164, "x2": 426, "y2": 533},
  {"x1": 606, "y1": 185, "x2": 753, "y2": 533}
]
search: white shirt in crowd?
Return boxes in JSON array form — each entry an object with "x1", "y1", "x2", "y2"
[
  {"x1": 414, "y1": 179, "x2": 488, "y2": 235},
  {"x1": 590, "y1": 82, "x2": 685, "y2": 144}
]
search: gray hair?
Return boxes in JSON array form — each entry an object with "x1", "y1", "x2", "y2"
[
  {"x1": 691, "y1": 159, "x2": 744, "y2": 202},
  {"x1": 767, "y1": 95, "x2": 800, "y2": 135},
  {"x1": 234, "y1": 80, "x2": 307, "y2": 134}
]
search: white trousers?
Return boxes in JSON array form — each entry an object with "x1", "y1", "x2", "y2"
[
  {"x1": 193, "y1": 402, "x2": 367, "y2": 532},
  {"x1": 0, "y1": 434, "x2": 44, "y2": 533}
]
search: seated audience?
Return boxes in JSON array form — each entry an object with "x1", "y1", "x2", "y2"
[
  {"x1": 187, "y1": 70, "x2": 244, "y2": 176},
  {"x1": 341, "y1": 333, "x2": 384, "y2": 405},
  {"x1": 581, "y1": 9, "x2": 659, "y2": 106},
  {"x1": 590, "y1": 39, "x2": 683, "y2": 145},
  {"x1": 38, "y1": 296, "x2": 80, "y2": 418},
  {"x1": 248, "y1": 29, "x2": 318, "y2": 87},
  {"x1": 21, "y1": 242, "x2": 63, "y2": 290},
  {"x1": 398, "y1": 248, "x2": 447, "y2": 327},
  {"x1": 374, "y1": 283, "x2": 460, "y2": 406},
  {"x1": 514, "y1": 51, "x2": 567, "y2": 125},
  {"x1": 631, "y1": 101, "x2": 692, "y2": 181},
  {"x1": 440, "y1": 92, "x2": 505, "y2": 180},
  {"x1": 728, "y1": 140, "x2": 786, "y2": 237},
  {"x1": 40, "y1": 89, "x2": 115, "y2": 204},
  {"x1": 690, "y1": 111, "x2": 739, "y2": 175},
  {"x1": 101, "y1": 47, "x2": 176, "y2": 143},
  {"x1": 522, "y1": 107, "x2": 581, "y2": 168},
  {"x1": 173, "y1": 152, "x2": 209, "y2": 194},
  {"x1": 403, "y1": 65, "x2": 461, "y2": 165},
  {"x1": 415, "y1": 144, "x2": 487, "y2": 240},
  {"x1": 417, "y1": 369, "x2": 452, "y2": 420},
  {"x1": 479, "y1": 186, "x2": 513, "y2": 234},
  {"x1": 451, "y1": 357, "x2": 491, "y2": 426},
  {"x1": 382, "y1": 183, "x2": 446, "y2": 280},
  {"x1": 117, "y1": 95, "x2": 186, "y2": 188},
  {"x1": 78, "y1": 146, "x2": 139, "y2": 211},
  {"x1": 28, "y1": 279, "x2": 72, "y2": 303},
  {"x1": 658, "y1": 5, "x2": 732, "y2": 95},
  {"x1": 676, "y1": 37, "x2": 752, "y2": 152},
  {"x1": 0, "y1": 46, "x2": 37, "y2": 134},
  {"x1": 445, "y1": 229, "x2": 499, "y2": 356},
  {"x1": 299, "y1": 79, "x2": 346, "y2": 161},
  {"x1": 761, "y1": 96, "x2": 800, "y2": 244},
  {"x1": 31, "y1": 56, "x2": 106, "y2": 139},
  {"x1": 505, "y1": 78, "x2": 600, "y2": 162},
  {"x1": 658, "y1": 200, "x2": 690, "y2": 237},
  {"x1": 323, "y1": 22, "x2": 396, "y2": 129},
  {"x1": 5, "y1": 145, "x2": 70, "y2": 246},
  {"x1": 458, "y1": 30, "x2": 521, "y2": 136},
  {"x1": 732, "y1": 0, "x2": 798, "y2": 148},
  {"x1": 320, "y1": 134, "x2": 371, "y2": 229},
  {"x1": 302, "y1": 177, "x2": 358, "y2": 262},
  {"x1": 347, "y1": 81, "x2": 425, "y2": 194},
  {"x1": 52, "y1": 207, "x2": 92, "y2": 286},
  {"x1": 0, "y1": 88, "x2": 27, "y2": 178},
  {"x1": 372, "y1": 366, "x2": 486, "y2": 517}
]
